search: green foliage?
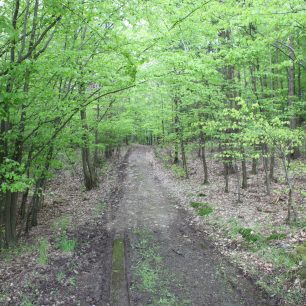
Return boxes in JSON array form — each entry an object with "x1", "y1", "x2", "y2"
[
  {"x1": 56, "y1": 271, "x2": 66, "y2": 284},
  {"x1": 238, "y1": 228, "x2": 262, "y2": 243},
  {"x1": 0, "y1": 159, "x2": 32, "y2": 192},
  {"x1": 68, "y1": 277, "x2": 77, "y2": 287},
  {"x1": 198, "y1": 206, "x2": 213, "y2": 217},
  {"x1": 190, "y1": 202, "x2": 203, "y2": 209},
  {"x1": 0, "y1": 242, "x2": 35, "y2": 262},
  {"x1": 171, "y1": 164, "x2": 186, "y2": 178},
  {"x1": 190, "y1": 202, "x2": 213, "y2": 217},
  {"x1": 266, "y1": 233, "x2": 287, "y2": 241},
  {"x1": 295, "y1": 242, "x2": 306, "y2": 263},
  {"x1": 1, "y1": 0, "x2": 305, "y2": 248},
  {"x1": 95, "y1": 201, "x2": 106, "y2": 215},
  {"x1": 21, "y1": 297, "x2": 34, "y2": 306},
  {"x1": 52, "y1": 216, "x2": 71, "y2": 232},
  {"x1": 57, "y1": 235, "x2": 76, "y2": 253},
  {"x1": 52, "y1": 216, "x2": 76, "y2": 252},
  {"x1": 38, "y1": 239, "x2": 49, "y2": 265}
]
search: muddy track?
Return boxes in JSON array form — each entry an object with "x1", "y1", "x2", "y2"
[
  {"x1": 0, "y1": 146, "x2": 278, "y2": 306},
  {"x1": 110, "y1": 145, "x2": 278, "y2": 306}
]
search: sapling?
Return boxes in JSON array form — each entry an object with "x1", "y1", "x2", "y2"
[{"x1": 266, "y1": 120, "x2": 304, "y2": 224}]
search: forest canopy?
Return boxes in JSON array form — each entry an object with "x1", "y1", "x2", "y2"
[{"x1": 0, "y1": 0, "x2": 305, "y2": 247}]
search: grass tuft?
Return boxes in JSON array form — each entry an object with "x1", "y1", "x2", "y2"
[
  {"x1": 57, "y1": 235, "x2": 76, "y2": 252},
  {"x1": 266, "y1": 233, "x2": 287, "y2": 241},
  {"x1": 238, "y1": 227, "x2": 262, "y2": 243},
  {"x1": 38, "y1": 239, "x2": 49, "y2": 265},
  {"x1": 190, "y1": 202, "x2": 213, "y2": 216},
  {"x1": 171, "y1": 164, "x2": 186, "y2": 178}
]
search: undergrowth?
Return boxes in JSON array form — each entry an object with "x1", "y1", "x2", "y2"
[
  {"x1": 190, "y1": 202, "x2": 213, "y2": 216},
  {"x1": 53, "y1": 215, "x2": 76, "y2": 252},
  {"x1": 38, "y1": 239, "x2": 49, "y2": 265},
  {"x1": 0, "y1": 242, "x2": 35, "y2": 262},
  {"x1": 208, "y1": 217, "x2": 305, "y2": 304}
]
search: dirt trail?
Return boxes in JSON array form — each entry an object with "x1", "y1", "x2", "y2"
[
  {"x1": 110, "y1": 146, "x2": 276, "y2": 306},
  {"x1": 0, "y1": 146, "x2": 277, "y2": 306}
]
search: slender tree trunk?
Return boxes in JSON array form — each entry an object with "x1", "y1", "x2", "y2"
[
  {"x1": 180, "y1": 136, "x2": 188, "y2": 178},
  {"x1": 288, "y1": 36, "x2": 296, "y2": 130},
  {"x1": 94, "y1": 104, "x2": 100, "y2": 168},
  {"x1": 241, "y1": 158, "x2": 247, "y2": 189},
  {"x1": 281, "y1": 154, "x2": 297, "y2": 224},
  {"x1": 251, "y1": 158, "x2": 257, "y2": 175},
  {"x1": 269, "y1": 149, "x2": 276, "y2": 182},
  {"x1": 200, "y1": 132, "x2": 208, "y2": 184},
  {"x1": 173, "y1": 97, "x2": 179, "y2": 164},
  {"x1": 224, "y1": 163, "x2": 229, "y2": 193},
  {"x1": 26, "y1": 146, "x2": 53, "y2": 230},
  {"x1": 262, "y1": 144, "x2": 271, "y2": 195},
  {"x1": 235, "y1": 163, "x2": 242, "y2": 203},
  {"x1": 80, "y1": 109, "x2": 97, "y2": 190}
]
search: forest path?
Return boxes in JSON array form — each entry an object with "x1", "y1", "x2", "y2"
[{"x1": 110, "y1": 146, "x2": 274, "y2": 306}]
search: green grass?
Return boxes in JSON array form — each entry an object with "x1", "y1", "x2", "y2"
[
  {"x1": 190, "y1": 202, "x2": 213, "y2": 216},
  {"x1": 57, "y1": 235, "x2": 76, "y2": 252},
  {"x1": 198, "y1": 206, "x2": 213, "y2": 216},
  {"x1": 137, "y1": 261, "x2": 159, "y2": 293},
  {"x1": 38, "y1": 239, "x2": 49, "y2": 265},
  {"x1": 52, "y1": 215, "x2": 76, "y2": 252},
  {"x1": 200, "y1": 216, "x2": 304, "y2": 305},
  {"x1": 0, "y1": 242, "x2": 35, "y2": 262},
  {"x1": 68, "y1": 277, "x2": 77, "y2": 287},
  {"x1": 21, "y1": 297, "x2": 35, "y2": 306},
  {"x1": 266, "y1": 233, "x2": 287, "y2": 241},
  {"x1": 56, "y1": 271, "x2": 66, "y2": 283},
  {"x1": 237, "y1": 228, "x2": 262, "y2": 243},
  {"x1": 52, "y1": 215, "x2": 71, "y2": 232},
  {"x1": 171, "y1": 164, "x2": 186, "y2": 178},
  {"x1": 197, "y1": 193, "x2": 207, "y2": 197},
  {"x1": 132, "y1": 228, "x2": 184, "y2": 305},
  {"x1": 0, "y1": 293, "x2": 7, "y2": 303},
  {"x1": 95, "y1": 201, "x2": 106, "y2": 215}
]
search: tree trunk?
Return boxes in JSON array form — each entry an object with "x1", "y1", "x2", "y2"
[
  {"x1": 269, "y1": 150, "x2": 276, "y2": 182},
  {"x1": 180, "y1": 137, "x2": 188, "y2": 178},
  {"x1": 200, "y1": 132, "x2": 208, "y2": 184},
  {"x1": 173, "y1": 97, "x2": 179, "y2": 164},
  {"x1": 224, "y1": 163, "x2": 229, "y2": 193},
  {"x1": 3, "y1": 191, "x2": 18, "y2": 247},
  {"x1": 241, "y1": 158, "x2": 247, "y2": 189},
  {"x1": 235, "y1": 163, "x2": 242, "y2": 203},
  {"x1": 288, "y1": 36, "x2": 296, "y2": 130},
  {"x1": 80, "y1": 109, "x2": 97, "y2": 190},
  {"x1": 251, "y1": 158, "x2": 257, "y2": 175},
  {"x1": 281, "y1": 155, "x2": 297, "y2": 224},
  {"x1": 94, "y1": 104, "x2": 100, "y2": 168},
  {"x1": 262, "y1": 144, "x2": 271, "y2": 195},
  {"x1": 26, "y1": 146, "x2": 54, "y2": 230}
]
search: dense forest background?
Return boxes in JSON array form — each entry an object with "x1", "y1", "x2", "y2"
[{"x1": 0, "y1": 0, "x2": 305, "y2": 249}]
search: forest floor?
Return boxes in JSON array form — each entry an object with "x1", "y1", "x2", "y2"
[{"x1": 0, "y1": 145, "x2": 304, "y2": 305}]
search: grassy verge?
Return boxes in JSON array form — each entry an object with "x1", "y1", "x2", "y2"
[{"x1": 207, "y1": 217, "x2": 305, "y2": 305}]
